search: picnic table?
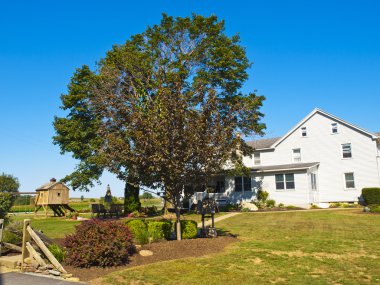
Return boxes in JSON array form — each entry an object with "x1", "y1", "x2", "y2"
[{"x1": 91, "y1": 203, "x2": 123, "y2": 218}]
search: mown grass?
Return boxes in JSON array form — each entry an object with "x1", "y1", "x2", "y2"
[
  {"x1": 97, "y1": 209, "x2": 380, "y2": 285},
  {"x1": 10, "y1": 214, "x2": 81, "y2": 239}
]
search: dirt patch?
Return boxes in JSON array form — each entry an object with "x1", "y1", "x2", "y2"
[{"x1": 63, "y1": 235, "x2": 236, "y2": 282}]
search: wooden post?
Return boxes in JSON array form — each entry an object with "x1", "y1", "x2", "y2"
[
  {"x1": 21, "y1": 219, "x2": 31, "y2": 272},
  {"x1": 27, "y1": 225, "x2": 67, "y2": 273},
  {"x1": 26, "y1": 242, "x2": 47, "y2": 267},
  {"x1": 0, "y1": 219, "x2": 4, "y2": 257}
]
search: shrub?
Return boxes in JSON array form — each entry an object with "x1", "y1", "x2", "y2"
[
  {"x1": 89, "y1": 198, "x2": 96, "y2": 202},
  {"x1": 48, "y1": 244, "x2": 66, "y2": 262},
  {"x1": 278, "y1": 203, "x2": 285, "y2": 208},
  {"x1": 370, "y1": 205, "x2": 380, "y2": 213},
  {"x1": 126, "y1": 219, "x2": 149, "y2": 244},
  {"x1": 310, "y1": 204, "x2": 320, "y2": 209},
  {"x1": 329, "y1": 202, "x2": 342, "y2": 208},
  {"x1": 257, "y1": 190, "x2": 269, "y2": 202},
  {"x1": 361, "y1": 188, "x2": 380, "y2": 205},
  {"x1": 147, "y1": 220, "x2": 172, "y2": 241},
  {"x1": 64, "y1": 220, "x2": 133, "y2": 267},
  {"x1": 2, "y1": 230, "x2": 22, "y2": 244},
  {"x1": 180, "y1": 220, "x2": 198, "y2": 239},
  {"x1": 286, "y1": 205, "x2": 298, "y2": 210},
  {"x1": 266, "y1": 199, "x2": 276, "y2": 208}
]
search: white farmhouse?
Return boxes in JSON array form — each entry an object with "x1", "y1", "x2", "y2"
[{"x1": 194, "y1": 108, "x2": 380, "y2": 207}]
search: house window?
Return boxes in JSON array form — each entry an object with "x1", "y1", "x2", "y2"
[
  {"x1": 243, "y1": 177, "x2": 251, "y2": 191},
  {"x1": 234, "y1": 177, "x2": 251, "y2": 192},
  {"x1": 254, "y1": 152, "x2": 261, "y2": 165},
  {"x1": 342, "y1": 143, "x2": 352, "y2": 158},
  {"x1": 310, "y1": 173, "x2": 317, "y2": 190},
  {"x1": 301, "y1": 127, "x2": 307, "y2": 137},
  {"x1": 275, "y1": 173, "x2": 295, "y2": 190},
  {"x1": 344, "y1": 172, "x2": 355, "y2": 189},
  {"x1": 235, "y1": 177, "x2": 243, "y2": 192},
  {"x1": 293, "y1": 148, "x2": 301, "y2": 162},
  {"x1": 216, "y1": 181, "x2": 225, "y2": 193},
  {"x1": 57, "y1": 193, "x2": 61, "y2": 197},
  {"x1": 331, "y1": 123, "x2": 338, "y2": 134}
]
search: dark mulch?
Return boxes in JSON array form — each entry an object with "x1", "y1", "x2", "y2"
[{"x1": 62, "y1": 235, "x2": 237, "y2": 282}]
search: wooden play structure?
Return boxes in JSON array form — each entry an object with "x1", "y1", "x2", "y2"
[{"x1": 34, "y1": 178, "x2": 76, "y2": 217}]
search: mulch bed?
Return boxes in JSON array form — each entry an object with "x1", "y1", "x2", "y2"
[{"x1": 62, "y1": 235, "x2": 237, "y2": 282}]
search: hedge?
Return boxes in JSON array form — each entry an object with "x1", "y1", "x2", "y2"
[
  {"x1": 180, "y1": 220, "x2": 198, "y2": 239},
  {"x1": 361, "y1": 188, "x2": 380, "y2": 205}
]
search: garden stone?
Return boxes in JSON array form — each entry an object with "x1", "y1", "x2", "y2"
[
  {"x1": 139, "y1": 250, "x2": 153, "y2": 257},
  {"x1": 240, "y1": 202, "x2": 258, "y2": 211},
  {"x1": 363, "y1": 207, "x2": 371, "y2": 212},
  {"x1": 48, "y1": 269, "x2": 61, "y2": 276}
]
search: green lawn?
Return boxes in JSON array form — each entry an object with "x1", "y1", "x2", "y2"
[
  {"x1": 98, "y1": 209, "x2": 380, "y2": 285},
  {"x1": 10, "y1": 214, "x2": 81, "y2": 239}
]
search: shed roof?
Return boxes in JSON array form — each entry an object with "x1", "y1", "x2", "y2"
[
  {"x1": 36, "y1": 180, "x2": 69, "y2": 191},
  {"x1": 246, "y1": 137, "x2": 280, "y2": 150},
  {"x1": 251, "y1": 162, "x2": 319, "y2": 173}
]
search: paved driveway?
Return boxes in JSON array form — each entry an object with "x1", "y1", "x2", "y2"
[{"x1": 0, "y1": 272, "x2": 86, "y2": 285}]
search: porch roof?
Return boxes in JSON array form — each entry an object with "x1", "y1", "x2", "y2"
[{"x1": 250, "y1": 162, "x2": 319, "y2": 173}]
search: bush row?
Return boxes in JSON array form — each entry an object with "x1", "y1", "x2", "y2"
[{"x1": 125, "y1": 219, "x2": 197, "y2": 243}]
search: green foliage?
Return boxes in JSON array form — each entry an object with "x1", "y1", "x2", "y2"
[
  {"x1": 126, "y1": 219, "x2": 172, "y2": 244},
  {"x1": 124, "y1": 176, "x2": 141, "y2": 214},
  {"x1": 90, "y1": 198, "x2": 96, "y2": 202},
  {"x1": 370, "y1": 205, "x2": 380, "y2": 213},
  {"x1": 253, "y1": 190, "x2": 276, "y2": 209},
  {"x1": 266, "y1": 199, "x2": 276, "y2": 208},
  {"x1": 147, "y1": 220, "x2": 172, "y2": 241},
  {"x1": 64, "y1": 220, "x2": 133, "y2": 267},
  {"x1": 2, "y1": 230, "x2": 21, "y2": 244},
  {"x1": 362, "y1": 188, "x2": 380, "y2": 205},
  {"x1": 329, "y1": 202, "x2": 342, "y2": 208},
  {"x1": 0, "y1": 173, "x2": 20, "y2": 218},
  {"x1": 55, "y1": 14, "x2": 266, "y2": 240},
  {"x1": 310, "y1": 204, "x2": 320, "y2": 209},
  {"x1": 180, "y1": 220, "x2": 198, "y2": 239},
  {"x1": 278, "y1": 203, "x2": 285, "y2": 208},
  {"x1": 140, "y1": 192, "x2": 154, "y2": 199},
  {"x1": 48, "y1": 244, "x2": 66, "y2": 262},
  {"x1": 257, "y1": 190, "x2": 269, "y2": 202},
  {"x1": 126, "y1": 219, "x2": 148, "y2": 244}
]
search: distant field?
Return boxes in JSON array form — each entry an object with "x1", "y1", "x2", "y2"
[{"x1": 10, "y1": 198, "x2": 163, "y2": 213}]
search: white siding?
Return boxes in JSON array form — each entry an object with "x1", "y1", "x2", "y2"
[{"x1": 244, "y1": 112, "x2": 379, "y2": 203}]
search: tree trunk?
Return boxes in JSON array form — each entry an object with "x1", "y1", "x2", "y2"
[
  {"x1": 124, "y1": 174, "x2": 141, "y2": 214},
  {"x1": 175, "y1": 207, "x2": 182, "y2": 241}
]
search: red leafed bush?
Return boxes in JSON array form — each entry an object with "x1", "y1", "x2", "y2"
[{"x1": 64, "y1": 219, "x2": 133, "y2": 267}]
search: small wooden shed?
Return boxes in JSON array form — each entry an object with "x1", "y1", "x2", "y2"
[{"x1": 34, "y1": 178, "x2": 75, "y2": 216}]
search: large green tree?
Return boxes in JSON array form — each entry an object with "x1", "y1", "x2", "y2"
[
  {"x1": 0, "y1": 173, "x2": 20, "y2": 218},
  {"x1": 54, "y1": 14, "x2": 265, "y2": 239},
  {"x1": 53, "y1": 66, "x2": 141, "y2": 213}
]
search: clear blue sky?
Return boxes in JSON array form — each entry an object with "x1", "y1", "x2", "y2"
[{"x1": 1, "y1": 0, "x2": 379, "y2": 198}]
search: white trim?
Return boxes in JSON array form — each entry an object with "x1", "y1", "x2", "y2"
[
  {"x1": 253, "y1": 163, "x2": 319, "y2": 173},
  {"x1": 272, "y1": 108, "x2": 378, "y2": 148}
]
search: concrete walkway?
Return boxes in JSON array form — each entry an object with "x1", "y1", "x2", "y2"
[
  {"x1": 197, "y1": 212, "x2": 241, "y2": 227},
  {"x1": 0, "y1": 272, "x2": 86, "y2": 285}
]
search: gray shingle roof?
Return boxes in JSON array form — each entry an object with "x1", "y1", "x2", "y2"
[
  {"x1": 36, "y1": 181, "x2": 60, "y2": 191},
  {"x1": 246, "y1": 137, "x2": 281, "y2": 150},
  {"x1": 251, "y1": 162, "x2": 319, "y2": 173}
]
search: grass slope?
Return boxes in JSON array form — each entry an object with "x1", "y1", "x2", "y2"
[{"x1": 98, "y1": 209, "x2": 380, "y2": 285}]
